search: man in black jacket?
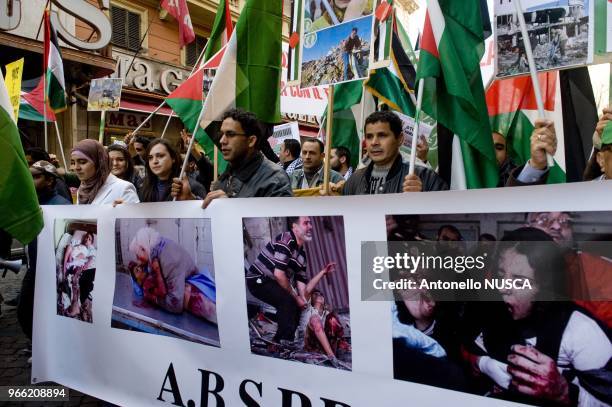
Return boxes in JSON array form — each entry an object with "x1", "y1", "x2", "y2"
[
  {"x1": 343, "y1": 111, "x2": 448, "y2": 195},
  {"x1": 174, "y1": 108, "x2": 293, "y2": 206}
]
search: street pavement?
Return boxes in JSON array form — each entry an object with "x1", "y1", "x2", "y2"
[{"x1": 0, "y1": 266, "x2": 104, "y2": 406}]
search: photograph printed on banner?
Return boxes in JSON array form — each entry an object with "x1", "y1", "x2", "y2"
[
  {"x1": 495, "y1": 0, "x2": 591, "y2": 78},
  {"x1": 243, "y1": 216, "x2": 352, "y2": 370},
  {"x1": 55, "y1": 219, "x2": 97, "y2": 323},
  {"x1": 304, "y1": 0, "x2": 374, "y2": 33},
  {"x1": 111, "y1": 218, "x2": 219, "y2": 347},
  {"x1": 301, "y1": 15, "x2": 373, "y2": 88},
  {"x1": 385, "y1": 211, "x2": 612, "y2": 406}
]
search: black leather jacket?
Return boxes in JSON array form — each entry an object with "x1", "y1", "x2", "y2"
[
  {"x1": 212, "y1": 151, "x2": 293, "y2": 198},
  {"x1": 342, "y1": 155, "x2": 448, "y2": 195}
]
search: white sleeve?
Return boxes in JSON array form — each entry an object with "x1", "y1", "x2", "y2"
[
  {"x1": 559, "y1": 311, "x2": 612, "y2": 371},
  {"x1": 121, "y1": 182, "x2": 140, "y2": 204},
  {"x1": 559, "y1": 312, "x2": 612, "y2": 407}
]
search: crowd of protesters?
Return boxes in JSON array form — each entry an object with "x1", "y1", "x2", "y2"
[{"x1": 1, "y1": 103, "x2": 610, "y2": 403}]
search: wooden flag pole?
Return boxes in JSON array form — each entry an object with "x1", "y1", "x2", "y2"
[
  {"x1": 130, "y1": 101, "x2": 166, "y2": 137},
  {"x1": 408, "y1": 78, "x2": 425, "y2": 176},
  {"x1": 53, "y1": 121, "x2": 68, "y2": 169},
  {"x1": 513, "y1": 0, "x2": 555, "y2": 168},
  {"x1": 323, "y1": 85, "x2": 335, "y2": 195},
  {"x1": 98, "y1": 110, "x2": 106, "y2": 144}
]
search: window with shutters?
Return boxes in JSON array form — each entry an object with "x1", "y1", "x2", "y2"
[
  {"x1": 185, "y1": 35, "x2": 208, "y2": 67},
  {"x1": 111, "y1": 5, "x2": 142, "y2": 52}
]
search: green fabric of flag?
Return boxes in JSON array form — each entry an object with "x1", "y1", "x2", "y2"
[
  {"x1": 417, "y1": 0, "x2": 498, "y2": 189},
  {"x1": 0, "y1": 72, "x2": 43, "y2": 244},
  {"x1": 234, "y1": 0, "x2": 283, "y2": 124}
]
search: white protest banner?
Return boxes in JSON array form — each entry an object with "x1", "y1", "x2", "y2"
[
  {"x1": 87, "y1": 78, "x2": 124, "y2": 112},
  {"x1": 495, "y1": 0, "x2": 594, "y2": 78},
  {"x1": 33, "y1": 181, "x2": 612, "y2": 406},
  {"x1": 269, "y1": 121, "x2": 300, "y2": 156}
]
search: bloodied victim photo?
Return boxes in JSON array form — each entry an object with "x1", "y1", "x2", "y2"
[
  {"x1": 243, "y1": 216, "x2": 352, "y2": 370},
  {"x1": 55, "y1": 219, "x2": 98, "y2": 323},
  {"x1": 111, "y1": 218, "x2": 219, "y2": 347}
]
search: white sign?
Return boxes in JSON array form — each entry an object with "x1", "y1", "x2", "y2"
[
  {"x1": 33, "y1": 182, "x2": 612, "y2": 406},
  {"x1": 269, "y1": 121, "x2": 300, "y2": 156}
]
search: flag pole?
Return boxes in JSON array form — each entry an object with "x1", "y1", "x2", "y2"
[
  {"x1": 408, "y1": 78, "x2": 424, "y2": 176},
  {"x1": 53, "y1": 121, "x2": 67, "y2": 169},
  {"x1": 130, "y1": 101, "x2": 166, "y2": 137},
  {"x1": 43, "y1": 75, "x2": 48, "y2": 151},
  {"x1": 98, "y1": 111, "x2": 106, "y2": 144},
  {"x1": 512, "y1": 0, "x2": 555, "y2": 168},
  {"x1": 358, "y1": 82, "x2": 367, "y2": 163},
  {"x1": 323, "y1": 84, "x2": 335, "y2": 195},
  {"x1": 175, "y1": 102, "x2": 210, "y2": 201},
  {"x1": 160, "y1": 41, "x2": 210, "y2": 139},
  {"x1": 213, "y1": 146, "x2": 219, "y2": 182}
]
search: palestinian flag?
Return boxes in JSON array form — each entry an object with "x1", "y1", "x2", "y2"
[
  {"x1": 417, "y1": 0, "x2": 498, "y2": 189},
  {"x1": 200, "y1": 0, "x2": 283, "y2": 133},
  {"x1": 373, "y1": 0, "x2": 394, "y2": 64},
  {"x1": 165, "y1": 68, "x2": 227, "y2": 172},
  {"x1": 487, "y1": 71, "x2": 566, "y2": 184},
  {"x1": 0, "y1": 71, "x2": 43, "y2": 244},
  {"x1": 396, "y1": 16, "x2": 417, "y2": 66},
  {"x1": 204, "y1": 0, "x2": 233, "y2": 62},
  {"x1": 365, "y1": 29, "x2": 416, "y2": 116},
  {"x1": 19, "y1": 77, "x2": 56, "y2": 122},
  {"x1": 321, "y1": 81, "x2": 375, "y2": 169},
  {"x1": 43, "y1": 9, "x2": 66, "y2": 113}
]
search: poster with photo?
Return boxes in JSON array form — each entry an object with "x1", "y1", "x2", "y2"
[
  {"x1": 304, "y1": 0, "x2": 374, "y2": 34},
  {"x1": 269, "y1": 122, "x2": 301, "y2": 156},
  {"x1": 111, "y1": 218, "x2": 219, "y2": 347},
  {"x1": 243, "y1": 216, "x2": 351, "y2": 370},
  {"x1": 395, "y1": 111, "x2": 437, "y2": 170},
  {"x1": 301, "y1": 15, "x2": 373, "y2": 88},
  {"x1": 385, "y1": 210, "x2": 612, "y2": 406},
  {"x1": 495, "y1": 0, "x2": 593, "y2": 78},
  {"x1": 87, "y1": 78, "x2": 123, "y2": 111},
  {"x1": 55, "y1": 219, "x2": 97, "y2": 323}
]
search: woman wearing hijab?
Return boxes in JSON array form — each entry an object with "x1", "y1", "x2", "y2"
[
  {"x1": 139, "y1": 138, "x2": 205, "y2": 202},
  {"x1": 107, "y1": 143, "x2": 143, "y2": 192},
  {"x1": 70, "y1": 139, "x2": 139, "y2": 205}
]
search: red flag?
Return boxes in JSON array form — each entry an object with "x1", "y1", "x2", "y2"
[{"x1": 161, "y1": 0, "x2": 196, "y2": 47}]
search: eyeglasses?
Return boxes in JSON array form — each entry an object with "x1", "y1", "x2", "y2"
[
  {"x1": 219, "y1": 131, "x2": 247, "y2": 138},
  {"x1": 532, "y1": 214, "x2": 573, "y2": 227}
]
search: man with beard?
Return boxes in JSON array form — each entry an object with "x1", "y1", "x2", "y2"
[
  {"x1": 330, "y1": 146, "x2": 353, "y2": 180},
  {"x1": 525, "y1": 211, "x2": 612, "y2": 328},
  {"x1": 246, "y1": 217, "x2": 334, "y2": 344},
  {"x1": 310, "y1": 0, "x2": 374, "y2": 31}
]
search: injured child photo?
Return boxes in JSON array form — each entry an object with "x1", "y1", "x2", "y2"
[
  {"x1": 243, "y1": 216, "x2": 352, "y2": 370},
  {"x1": 55, "y1": 219, "x2": 97, "y2": 323},
  {"x1": 112, "y1": 218, "x2": 219, "y2": 347}
]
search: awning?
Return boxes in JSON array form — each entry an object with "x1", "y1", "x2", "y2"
[{"x1": 120, "y1": 100, "x2": 175, "y2": 117}]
